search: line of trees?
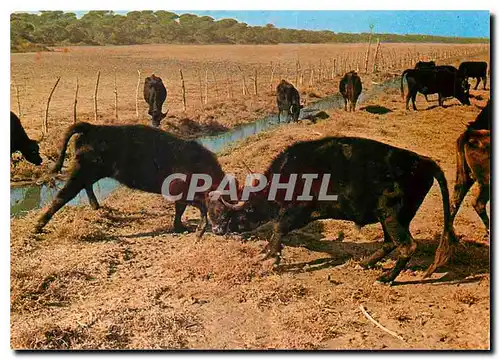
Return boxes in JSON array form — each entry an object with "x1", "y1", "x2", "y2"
[{"x1": 11, "y1": 11, "x2": 489, "y2": 52}]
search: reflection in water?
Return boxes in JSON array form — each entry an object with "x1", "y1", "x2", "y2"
[{"x1": 10, "y1": 78, "x2": 400, "y2": 217}]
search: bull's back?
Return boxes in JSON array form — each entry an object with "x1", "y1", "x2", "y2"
[{"x1": 75, "y1": 125, "x2": 219, "y2": 193}]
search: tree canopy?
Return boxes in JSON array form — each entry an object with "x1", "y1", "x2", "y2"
[{"x1": 11, "y1": 11, "x2": 489, "y2": 52}]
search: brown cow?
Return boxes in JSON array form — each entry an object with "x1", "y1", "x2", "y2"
[
  {"x1": 450, "y1": 128, "x2": 490, "y2": 232},
  {"x1": 339, "y1": 71, "x2": 362, "y2": 112}
]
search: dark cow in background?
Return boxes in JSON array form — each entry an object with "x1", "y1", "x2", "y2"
[
  {"x1": 35, "y1": 122, "x2": 227, "y2": 236},
  {"x1": 10, "y1": 112, "x2": 42, "y2": 165},
  {"x1": 458, "y1": 61, "x2": 488, "y2": 90},
  {"x1": 276, "y1": 80, "x2": 302, "y2": 123},
  {"x1": 207, "y1": 136, "x2": 456, "y2": 283},
  {"x1": 339, "y1": 71, "x2": 362, "y2": 111},
  {"x1": 144, "y1": 74, "x2": 167, "y2": 127},
  {"x1": 451, "y1": 101, "x2": 491, "y2": 232},
  {"x1": 415, "y1": 61, "x2": 436, "y2": 69},
  {"x1": 401, "y1": 67, "x2": 470, "y2": 110}
]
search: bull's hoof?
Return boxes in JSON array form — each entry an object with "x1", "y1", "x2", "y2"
[
  {"x1": 374, "y1": 279, "x2": 393, "y2": 286},
  {"x1": 173, "y1": 224, "x2": 189, "y2": 234},
  {"x1": 376, "y1": 272, "x2": 396, "y2": 285}
]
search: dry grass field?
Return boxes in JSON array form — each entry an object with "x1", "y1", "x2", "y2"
[{"x1": 10, "y1": 44, "x2": 490, "y2": 349}]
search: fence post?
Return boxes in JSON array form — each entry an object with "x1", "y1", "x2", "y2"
[
  {"x1": 43, "y1": 76, "x2": 61, "y2": 134},
  {"x1": 269, "y1": 62, "x2": 275, "y2": 91},
  {"x1": 204, "y1": 68, "x2": 209, "y2": 105},
  {"x1": 73, "y1": 77, "x2": 79, "y2": 124},
  {"x1": 197, "y1": 70, "x2": 204, "y2": 107},
  {"x1": 253, "y1": 68, "x2": 258, "y2": 96},
  {"x1": 372, "y1": 38, "x2": 381, "y2": 73},
  {"x1": 179, "y1": 68, "x2": 187, "y2": 112},
  {"x1": 15, "y1": 84, "x2": 22, "y2": 117},
  {"x1": 93, "y1": 71, "x2": 100, "y2": 122},
  {"x1": 136, "y1": 70, "x2": 141, "y2": 119},
  {"x1": 212, "y1": 69, "x2": 219, "y2": 102},
  {"x1": 114, "y1": 70, "x2": 118, "y2": 121}
]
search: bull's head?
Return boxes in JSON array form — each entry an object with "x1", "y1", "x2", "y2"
[
  {"x1": 206, "y1": 190, "x2": 247, "y2": 235},
  {"x1": 24, "y1": 138, "x2": 43, "y2": 165},
  {"x1": 456, "y1": 78, "x2": 471, "y2": 106},
  {"x1": 151, "y1": 109, "x2": 168, "y2": 127}
]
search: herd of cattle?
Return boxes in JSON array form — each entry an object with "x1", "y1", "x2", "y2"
[{"x1": 10, "y1": 59, "x2": 490, "y2": 284}]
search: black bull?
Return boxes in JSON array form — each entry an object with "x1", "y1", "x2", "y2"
[
  {"x1": 144, "y1": 75, "x2": 167, "y2": 127},
  {"x1": 35, "y1": 122, "x2": 226, "y2": 236},
  {"x1": 401, "y1": 68, "x2": 470, "y2": 110},
  {"x1": 207, "y1": 136, "x2": 457, "y2": 284},
  {"x1": 10, "y1": 111, "x2": 42, "y2": 165}
]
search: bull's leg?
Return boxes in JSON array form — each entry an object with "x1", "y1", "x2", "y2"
[
  {"x1": 482, "y1": 76, "x2": 487, "y2": 90},
  {"x1": 260, "y1": 206, "x2": 313, "y2": 267},
  {"x1": 472, "y1": 184, "x2": 490, "y2": 231},
  {"x1": 376, "y1": 214, "x2": 417, "y2": 284},
  {"x1": 351, "y1": 98, "x2": 357, "y2": 112},
  {"x1": 344, "y1": 98, "x2": 348, "y2": 111},
  {"x1": 194, "y1": 202, "x2": 208, "y2": 239},
  {"x1": 359, "y1": 224, "x2": 397, "y2": 269},
  {"x1": 450, "y1": 171, "x2": 475, "y2": 223},
  {"x1": 35, "y1": 175, "x2": 87, "y2": 233},
  {"x1": 85, "y1": 184, "x2": 100, "y2": 210},
  {"x1": 474, "y1": 77, "x2": 480, "y2": 90},
  {"x1": 173, "y1": 202, "x2": 188, "y2": 233},
  {"x1": 438, "y1": 93, "x2": 443, "y2": 107}
]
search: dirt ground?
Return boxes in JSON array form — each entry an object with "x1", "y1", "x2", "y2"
[
  {"x1": 10, "y1": 43, "x2": 487, "y2": 183},
  {"x1": 10, "y1": 47, "x2": 490, "y2": 349}
]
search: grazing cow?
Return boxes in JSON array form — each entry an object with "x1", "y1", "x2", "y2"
[
  {"x1": 458, "y1": 61, "x2": 488, "y2": 90},
  {"x1": 276, "y1": 80, "x2": 302, "y2": 123},
  {"x1": 34, "y1": 122, "x2": 227, "y2": 236},
  {"x1": 401, "y1": 67, "x2": 470, "y2": 110},
  {"x1": 10, "y1": 112, "x2": 42, "y2": 165},
  {"x1": 339, "y1": 71, "x2": 363, "y2": 111},
  {"x1": 207, "y1": 137, "x2": 456, "y2": 283},
  {"x1": 450, "y1": 103, "x2": 491, "y2": 232},
  {"x1": 144, "y1": 74, "x2": 167, "y2": 127},
  {"x1": 415, "y1": 61, "x2": 436, "y2": 69}
]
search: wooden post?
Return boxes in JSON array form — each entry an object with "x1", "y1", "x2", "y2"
[
  {"x1": 113, "y1": 70, "x2": 118, "y2": 120},
  {"x1": 364, "y1": 24, "x2": 374, "y2": 74},
  {"x1": 269, "y1": 62, "x2": 275, "y2": 91},
  {"x1": 309, "y1": 68, "x2": 314, "y2": 87},
  {"x1": 225, "y1": 68, "x2": 231, "y2": 100},
  {"x1": 73, "y1": 77, "x2": 79, "y2": 124},
  {"x1": 372, "y1": 38, "x2": 381, "y2": 73},
  {"x1": 14, "y1": 84, "x2": 21, "y2": 117},
  {"x1": 295, "y1": 60, "x2": 300, "y2": 86},
  {"x1": 93, "y1": 71, "x2": 100, "y2": 122},
  {"x1": 179, "y1": 68, "x2": 187, "y2": 112},
  {"x1": 253, "y1": 68, "x2": 258, "y2": 96},
  {"x1": 198, "y1": 70, "x2": 204, "y2": 107},
  {"x1": 43, "y1": 77, "x2": 61, "y2": 134},
  {"x1": 237, "y1": 66, "x2": 248, "y2": 95},
  {"x1": 204, "y1": 68, "x2": 209, "y2": 105},
  {"x1": 135, "y1": 70, "x2": 141, "y2": 119},
  {"x1": 212, "y1": 69, "x2": 219, "y2": 102}
]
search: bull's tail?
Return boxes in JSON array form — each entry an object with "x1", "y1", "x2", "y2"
[
  {"x1": 423, "y1": 158, "x2": 458, "y2": 278},
  {"x1": 52, "y1": 122, "x2": 93, "y2": 174},
  {"x1": 400, "y1": 69, "x2": 410, "y2": 100}
]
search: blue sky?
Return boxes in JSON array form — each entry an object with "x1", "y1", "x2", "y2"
[{"x1": 72, "y1": 10, "x2": 489, "y2": 38}]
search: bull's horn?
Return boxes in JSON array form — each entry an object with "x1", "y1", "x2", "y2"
[{"x1": 208, "y1": 190, "x2": 246, "y2": 211}]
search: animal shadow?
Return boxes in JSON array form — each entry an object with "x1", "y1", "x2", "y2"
[{"x1": 360, "y1": 105, "x2": 392, "y2": 114}]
